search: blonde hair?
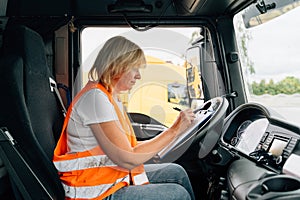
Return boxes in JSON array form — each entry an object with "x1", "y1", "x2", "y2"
[{"x1": 88, "y1": 36, "x2": 146, "y2": 92}]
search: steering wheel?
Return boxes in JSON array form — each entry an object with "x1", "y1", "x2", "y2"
[{"x1": 157, "y1": 96, "x2": 228, "y2": 163}]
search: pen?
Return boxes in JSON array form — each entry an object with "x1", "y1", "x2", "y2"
[
  {"x1": 173, "y1": 107, "x2": 181, "y2": 112},
  {"x1": 173, "y1": 107, "x2": 200, "y2": 114}
]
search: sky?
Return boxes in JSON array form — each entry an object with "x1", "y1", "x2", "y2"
[{"x1": 244, "y1": 6, "x2": 300, "y2": 82}]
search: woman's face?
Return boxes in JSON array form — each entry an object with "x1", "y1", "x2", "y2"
[{"x1": 113, "y1": 67, "x2": 141, "y2": 93}]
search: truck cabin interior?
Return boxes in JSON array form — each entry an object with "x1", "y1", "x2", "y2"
[{"x1": 1, "y1": 0, "x2": 300, "y2": 200}]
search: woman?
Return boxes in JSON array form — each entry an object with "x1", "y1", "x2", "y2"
[{"x1": 53, "y1": 36, "x2": 196, "y2": 200}]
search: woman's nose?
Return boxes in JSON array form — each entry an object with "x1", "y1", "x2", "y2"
[{"x1": 135, "y1": 70, "x2": 141, "y2": 79}]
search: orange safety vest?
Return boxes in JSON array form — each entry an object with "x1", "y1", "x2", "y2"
[{"x1": 53, "y1": 81, "x2": 149, "y2": 200}]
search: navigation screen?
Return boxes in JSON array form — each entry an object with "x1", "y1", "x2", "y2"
[{"x1": 268, "y1": 138, "x2": 288, "y2": 157}]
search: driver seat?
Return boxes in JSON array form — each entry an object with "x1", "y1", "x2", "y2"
[{"x1": 0, "y1": 24, "x2": 65, "y2": 199}]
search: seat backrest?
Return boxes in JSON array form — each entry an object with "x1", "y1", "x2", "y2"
[{"x1": 0, "y1": 25, "x2": 65, "y2": 199}]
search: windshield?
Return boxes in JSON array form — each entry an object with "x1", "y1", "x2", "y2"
[{"x1": 234, "y1": 4, "x2": 300, "y2": 126}]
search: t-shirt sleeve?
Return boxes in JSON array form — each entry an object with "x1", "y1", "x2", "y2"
[{"x1": 74, "y1": 89, "x2": 118, "y2": 126}]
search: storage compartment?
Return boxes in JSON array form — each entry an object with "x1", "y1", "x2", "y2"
[{"x1": 247, "y1": 175, "x2": 300, "y2": 200}]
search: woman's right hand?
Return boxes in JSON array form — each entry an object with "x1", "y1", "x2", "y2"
[{"x1": 169, "y1": 108, "x2": 196, "y2": 137}]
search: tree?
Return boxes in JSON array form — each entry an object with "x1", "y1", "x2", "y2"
[{"x1": 251, "y1": 76, "x2": 300, "y2": 95}]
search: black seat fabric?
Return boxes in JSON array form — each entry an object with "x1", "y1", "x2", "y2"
[{"x1": 0, "y1": 25, "x2": 65, "y2": 199}]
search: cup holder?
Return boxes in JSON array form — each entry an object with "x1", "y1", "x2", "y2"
[{"x1": 247, "y1": 175, "x2": 300, "y2": 200}]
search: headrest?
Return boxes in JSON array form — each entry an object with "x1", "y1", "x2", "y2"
[{"x1": 2, "y1": 25, "x2": 49, "y2": 77}]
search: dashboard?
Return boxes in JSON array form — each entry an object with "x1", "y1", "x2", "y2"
[
  {"x1": 219, "y1": 103, "x2": 300, "y2": 199},
  {"x1": 221, "y1": 103, "x2": 300, "y2": 171}
]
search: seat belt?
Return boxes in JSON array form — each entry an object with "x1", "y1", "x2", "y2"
[
  {"x1": 0, "y1": 127, "x2": 54, "y2": 199},
  {"x1": 49, "y1": 77, "x2": 67, "y2": 117},
  {"x1": 57, "y1": 83, "x2": 71, "y2": 108}
]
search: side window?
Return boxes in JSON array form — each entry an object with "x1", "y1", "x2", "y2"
[{"x1": 81, "y1": 27, "x2": 200, "y2": 127}]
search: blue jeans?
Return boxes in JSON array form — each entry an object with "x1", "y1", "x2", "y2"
[{"x1": 104, "y1": 163, "x2": 195, "y2": 200}]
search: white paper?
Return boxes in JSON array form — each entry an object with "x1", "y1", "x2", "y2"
[{"x1": 157, "y1": 110, "x2": 213, "y2": 159}]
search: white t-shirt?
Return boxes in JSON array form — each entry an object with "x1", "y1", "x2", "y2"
[{"x1": 67, "y1": 88, "x2": 123, "y2": 153}]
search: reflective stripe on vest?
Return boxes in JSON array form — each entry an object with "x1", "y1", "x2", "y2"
[
  {"x1": 132, "y1": 171, "x2": 149, "y2": 185},
  {"x1": 53, "y1": 154, "x2": 116, "y2": 172},
  {"x1": 62, "y1": 175, "x2": 130, "y2": 199},
  {"x1": 53, "y1": 81, "x2": 149, "y2": 199}
]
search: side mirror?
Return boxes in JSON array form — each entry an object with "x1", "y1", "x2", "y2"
[{"x1": 185, "y1": 46, "x2": 204, "y2": 107}]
